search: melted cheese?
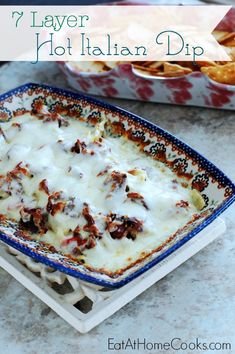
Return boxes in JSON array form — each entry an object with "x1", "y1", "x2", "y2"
[{"x1": 0, "y1": 113, "x2": 199, "y2": 273}]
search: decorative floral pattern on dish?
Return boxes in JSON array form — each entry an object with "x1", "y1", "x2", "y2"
[{"x1": 0, "y1": 83, "x2": 234, "y2": 288}]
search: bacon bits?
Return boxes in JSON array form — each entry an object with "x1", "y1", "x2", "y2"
[
  {"x1": 7, "y1": 162, "x2": 31, "y2": 182},
  {"x1": 86, "y1": 237, "x2": 96, "y2": 249},
  {"x1": 0, "y1": 165, "x2": 28, "y2": 196},
  {"x1": 39, "y1": 179, "x2": 50, "y2": 195},
  {"x1": 20, "y1": 207, "x2": 48, "y2": 234},
  {"x1": 127, "y1": 192, "x2": 149, "y2": 210},
  {"x1": 64, "y1": 203, "x2": 102, "y2": 252},
  {"x1": 47, "y1": 192, "x2": 66, "y2": 216},
  {"x1": 62, "y1": 214, "x2": 98, "y2": 252},
  {"x1": 34, "y1": 109, "x2": 69, "y2": 128},
  {"x1": 105, "y1": 170, "x2": 127, "y2": 191},
  {"x1": 11, "y1": 122, "x2": 22, "y2": 130},
  {"x1": 71, "y1": 139, "x2": 87, "y2": 154},
  {"x1": 106, "y1": 213, "x2": 143, "y2": 240},
  {"x1": 62, "y1": 226, "x2": 87, "y2": 248},
  {"x1": 82, "y1": 203, "x2": 101, "y2": 238},
  {"x1": 176, "y1": 200, "x2": 189, "y2": 208},
  {"x1": 97, "y1": 164, "x2": 112, "y2": 177}
]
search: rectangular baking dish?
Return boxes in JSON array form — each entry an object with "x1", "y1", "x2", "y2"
[
  {"x1": 0, "y1": 83, "x2": 234, "y2": 288},
  {"x1": 58, "y1": 3, "x2": 235, "y2": 110}
]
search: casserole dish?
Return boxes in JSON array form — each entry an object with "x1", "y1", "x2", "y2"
[
  {"x1": 58, "y1": 4, "x2": 235, "y2": 109},
  {"x1": 0, "y1": 83, "x2": 234, "y2": 288}
]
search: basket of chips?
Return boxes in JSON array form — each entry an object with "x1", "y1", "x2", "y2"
[{"x1": 58, "y1": 6, "x2": 235, "y2": 109}]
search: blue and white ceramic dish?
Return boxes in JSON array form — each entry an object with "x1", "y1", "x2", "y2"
[{"x1": 0, "y1": 83, "x2": 234, "y2": 288}]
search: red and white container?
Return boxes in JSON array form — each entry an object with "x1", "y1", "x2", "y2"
[{"x1": 58, "y1": 4, "x2": 235, "y2": 110}]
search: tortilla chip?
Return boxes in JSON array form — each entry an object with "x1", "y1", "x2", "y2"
[
  {"x1": 201, "y1": 62, "x2": 235, "y2": 85},
  {"x1": 163, "y1": 62, "x2": 192, "y2": 74},
  {"x1": 212, "y1": 30, "x2": 230, "y2": 42},
  {"x1": 146, "y1": 61, "x2": 165, "y2": 69},
  {"x1": 67, "y1": 29, "x2": 235, "y2": 83},
  {"x1": 69, "y1": 61, "x2": 110, "y2": 74},
  {"x1": 196, "y1": 61, "x2": 217, "y2": 67},
  {"x1": 175, "y1": 61, "x2": 198, "y2": 70},
  {"x1": 133, "y1": 61, "x2": 192, "y2": 78},
  {"x1": 216, "y1": 46, "x2": 235, "y2": 62},
  {"x1": 132, "y1": 61, "x2": 164, "y2": 71},
  {"x1": 217, "y1": 32, "x2": 235, "y2": 47},
  {"x1": 132, "y1": 64, "x2": 161, "y2": 74},
  {"x1": 156, "y1": 71, "x2": 191, "y2": 77}
]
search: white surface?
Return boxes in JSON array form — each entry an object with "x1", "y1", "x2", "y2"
[{"x1": 0, "y1": 218, "x2": 226, "y2": 333}]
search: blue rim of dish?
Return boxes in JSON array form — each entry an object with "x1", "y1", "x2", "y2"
[{"x1": 0, "y1": 82, "x2": 235, "y2": 288}]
